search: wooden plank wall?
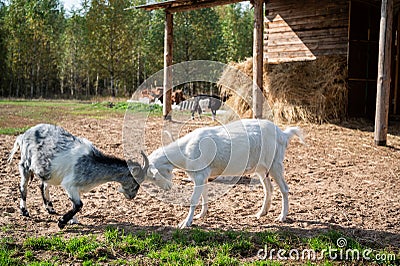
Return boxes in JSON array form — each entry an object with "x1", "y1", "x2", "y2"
[
  {"x1": 347, "y1": 0, "x2": 380, "y2": 118},
  {"x1": 264, "y1": 0, "x2": 349, "y2": 63}
]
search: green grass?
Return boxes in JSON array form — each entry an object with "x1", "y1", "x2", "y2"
[
  {"x1": 0, "y1": 227, "x2": 397, "y2": 265},
  {"x1": 0, "y1": 126, "x2": 31, "y2": 135},
  {"x1": 0, "y1": 100, "x2": 162, "y2": 135}
]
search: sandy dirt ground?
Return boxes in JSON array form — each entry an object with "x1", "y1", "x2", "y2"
[{"x1": 1, "y1": 116, "x2": 399, "y2": 251}]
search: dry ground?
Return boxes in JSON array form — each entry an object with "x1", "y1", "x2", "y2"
[{"x1": 1, "y1": 115, "x2": 399, "y2": 251}]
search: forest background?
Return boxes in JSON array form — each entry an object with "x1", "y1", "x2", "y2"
[{"x1": 0, "y1": 0, "x2": 253, "y2": 99}]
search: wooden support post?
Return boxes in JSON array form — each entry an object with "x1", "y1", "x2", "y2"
[
  {"x1": 253, "y1": 0, "x2": 264, "y2": 119},
  {"x1": 374, "y1": 0, "x2": 393, "y2": 146},
  {"x1": 393, "y1": 14, "x2": 400, "y2": 115},
  {"x1": 163, "y1": 11, "x2": 173, "y2": 120}
]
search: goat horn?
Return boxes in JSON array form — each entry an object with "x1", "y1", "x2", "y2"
[{"x1": 140, "y1": 150, "x2": 149, "y2": 175}]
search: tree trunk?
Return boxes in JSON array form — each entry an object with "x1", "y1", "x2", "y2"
[
  {"x1": 95, "y1": 73, "x2": 99, "y2": 96},
  {"x1": 111, "y1": 75, "x2": 115, "y2": 97},
  {"x1": 30, "y1": 65, "x2": 34, "y2": 99},
  {"x1": 87, "y1": 72, "x2": 90, "y2": 97}
]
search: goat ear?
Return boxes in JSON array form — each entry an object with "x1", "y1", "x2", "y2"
[
  {"x1": 127, "y1": 159, "x2": 140, "y2": 174},
  {"x1": 128, "y1": 159, "x2": 145, "y2": 183}
]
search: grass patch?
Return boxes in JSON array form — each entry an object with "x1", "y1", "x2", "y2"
[
  {"x1": 0, "y1": 126, "x2": 31, "y2": 135},
  {"x1": 0, "y1": 243, "x2": 20, "y2": 266},
  {"x1": 88, "y1": 101, "x2": 162, "y2": 115},
  {"x1": 0, "y1": 227, "x2": 398, "y2": 265},
  {"x1": 0, "y1": 100, "x2": 162, "y2": 135}
]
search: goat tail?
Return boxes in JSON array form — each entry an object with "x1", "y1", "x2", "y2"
[
  {"x1": 283, "y1": 126, "x2": 306, "y2": 145},
  {"x1": 8, "y1": 134, "x2": 22, "y2": 163}
]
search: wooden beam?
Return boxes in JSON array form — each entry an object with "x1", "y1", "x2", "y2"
[
  {"x1": 253, "y1": 0, "x2": 264, "y2": 118},
  {"x1": 167, "y1": 0, "x2": 243, "y2": 13},
  {"x1": 134, "y1": 0, "x2": 177, "y2": 11},
  {"x1": 374, "y1": 0, "x2": 393, "y2": 146},
  {"x1": 134, "y1": 0, "x2": 244, "y2": 12},
  {"x1": 163, "y1": 11, "x2": 173, "y2": 120}
]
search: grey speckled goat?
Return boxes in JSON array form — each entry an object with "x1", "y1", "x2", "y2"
[{"x1": 8, "y1": 124, "x2": 148, "y2": 229}]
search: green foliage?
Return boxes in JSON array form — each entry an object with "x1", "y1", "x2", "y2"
[
  {"x1": 85, "y1": 0, "x2": 145, "y2": 97},
  {"x1": 174, "y1": 8, "x2": 224, "y2": 62},
  {"x1": 89, "y1": 101, "x2": 162, "y2": 114},
  {"x1": 3, "y1": 0, "x2": 65, "y2": 98},
  {"x1": 23, "y1": 235, "x2": 100, "y2": 260},
  {"x1": 149, "y1": 244, "x2": 205, "y2": 265},
  {"x1": 122, "y1": 232, "x2": 162, "y2": 254},
  {"x1": 307, "y1": 230, "x2": 348, "y2": 251},
  {"x1": 23, "y1": 236, "x2": 64, "y2": 251},
  {"x1": 104, "y1": 226, "x2": 162, "y2": 254},
  {"x1": 216, "y1": 3, "x2": 253, "y2": 62},
  {"x1": 0, "y1": 126, "x2": 30, "y2": 135},
  {"x1": 23, "y1": 250, "x2": 34, "y2": 260},
  {"x1": 0, "y1": 228, "x2": 398, "y2": 265},
  {"x1": 0, "y1": 100, "x2": 165, "y2": 135},
  {"x1": 0, "y1": 243, "x2": 20, "y2": 266},
  {"x1": 0, "y1": 1, "x2": 253, "y2": 98},
  {"x1": 0, "y1": 1, "x2": 8, "y2": 95}
]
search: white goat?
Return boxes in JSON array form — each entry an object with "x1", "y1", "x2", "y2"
[
  {"x1": 144, "y1": 119, "x2": 304, "y2": 228},
  {"x1": 8, "y1": 124, "x2": 148, "y2": 229}
]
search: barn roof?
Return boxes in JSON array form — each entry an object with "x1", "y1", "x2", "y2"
[
  {"x1": 135, "y1": 0, "x2": 245, "y2": 13},
  {"x1": 135, "y1": 0, "x2": 400, "y2": 13}
]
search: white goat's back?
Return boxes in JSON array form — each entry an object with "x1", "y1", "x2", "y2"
[{"x1": 153, "y1": 119, "x2": 291, "y2": 177}]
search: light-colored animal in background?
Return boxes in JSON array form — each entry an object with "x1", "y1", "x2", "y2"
[
  {"x1": 143, "y1": 119, "x2": 304, "y2": 228},
  {"x1": 8, "y1": 124, "x2": 148, "y2": 229},
  {"x1": 191, "y1": 94, "x2": 228, "y2": 121}
]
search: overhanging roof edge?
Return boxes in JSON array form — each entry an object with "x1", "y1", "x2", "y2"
[
  {"x1": 134, "y1": 0, "x2": 180, "y2": 11},
  {"x1": 134, "y1": 0, "x2": 248, "y2": 12}
]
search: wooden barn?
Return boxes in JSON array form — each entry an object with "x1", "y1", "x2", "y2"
[
  {"x1": 136, "y1": 0, "x2": 396, "y2": 145},
  {"x1": 264, "y1": 0, "x2": 400, "y2": 120}
]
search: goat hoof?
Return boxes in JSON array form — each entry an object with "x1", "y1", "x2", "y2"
[
  {"x1": 255, "y1": 211, "x2": 266, "y2": 219},
  {"x1": 68, "y1": 217, "x2": 79, "y2": 225},
  {"x1": 57, "y1": 219, "x2": 67, "y2": 229},
  {"x1": 275, "y1": 215, "x2": 287, "y2": 222},
  {"x1": 21, "y1": 209, "x2": 30, "y2": 217},
  {"x1": 178, "y1": 219, "x2": 192, "y2": 229}
]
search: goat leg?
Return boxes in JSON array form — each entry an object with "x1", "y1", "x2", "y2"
[
  {"x1": 40, "y1": 182, "x2": 57, "y2": 214},
  {"x1": 255, "y1": 172, "x2": 273, "y2": 219},
  {"x1": 270, "y1": 162, "x2": 289, "y2": 222},
  {"x1": 194, "y1": 183, "x2": 208, "y2": 220},
  {"x1": 178, "y1": 173, "x2": 207, "y2": 228},
  {"x1": 18, "y1": 165, "x2": 30, "y2": 217},
  {"x1": 58, "y1": 198, "x2": 83, "y2": 229}
]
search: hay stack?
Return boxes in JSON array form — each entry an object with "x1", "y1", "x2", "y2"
[
  {"x1": 219, "y1": 56, "x2": 348, "y2": 123},
  {"x1": 218, "y1": 58, "x2": 255, "y2": 120}
]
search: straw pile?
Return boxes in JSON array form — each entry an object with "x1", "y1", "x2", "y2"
[
  {"x1": 219, "y1": 56, "x2": 348, "y2": 123},
  {"x1": 218, "y1": 57, "x2": 255, "y2": 120}
]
